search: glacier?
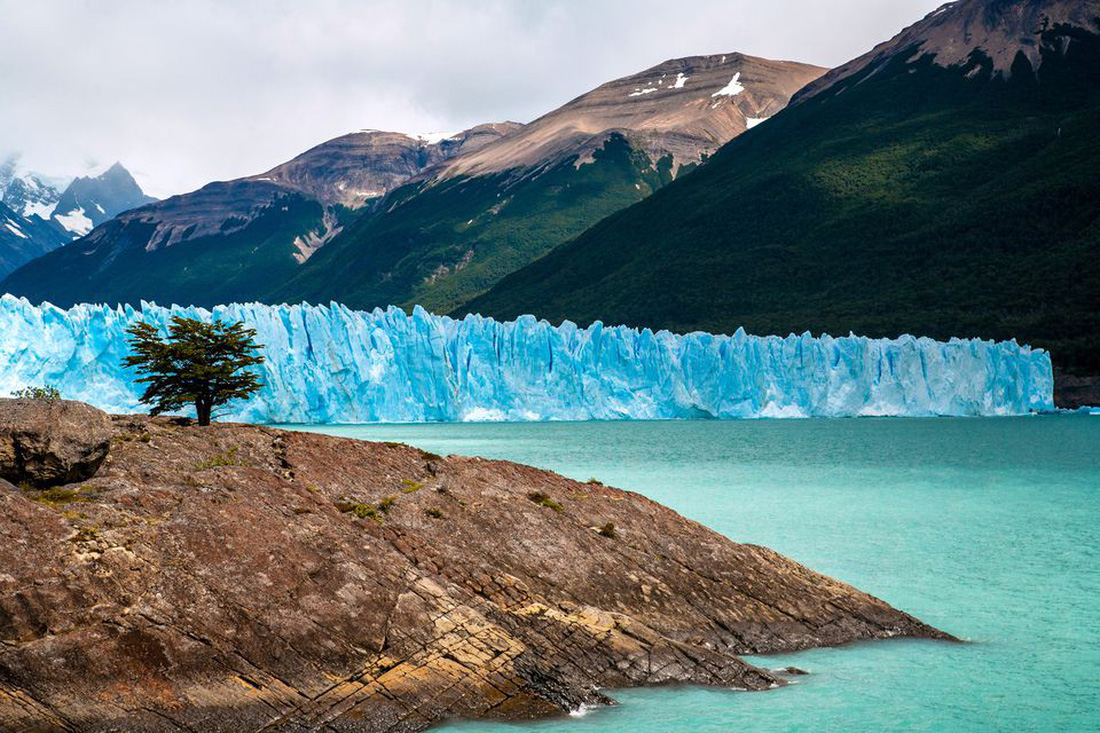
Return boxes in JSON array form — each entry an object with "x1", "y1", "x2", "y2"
[{"x1": 0, "y1": 295, "x2": 1054, "y2": 423}]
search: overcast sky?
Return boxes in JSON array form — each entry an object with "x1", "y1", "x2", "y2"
[{"x1": 1, "y1": 0, "x2": 945, "y2": 198}]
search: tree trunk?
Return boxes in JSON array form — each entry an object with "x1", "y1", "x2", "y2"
[{"x1": 196, "y1": 401, "x2": 212, "y2": 426}]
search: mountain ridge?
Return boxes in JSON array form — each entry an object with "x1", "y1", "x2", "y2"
[
  {"x1": 0, "y1": 125, "x2": 518, "y2": 305},
  {"x1": 435, "y1": 52, "x2": 824, "y2": 179},
  {"x1": 267, "y1": 52, "x2": 825, "y2": 313},
  {"x1": 796, "y1": 0, "x2": 1100, "y2": 102}
]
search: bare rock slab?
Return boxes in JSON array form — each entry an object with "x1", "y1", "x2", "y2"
[{"x1": 0, "y1": 410, "x2": 953, "y2": 732}]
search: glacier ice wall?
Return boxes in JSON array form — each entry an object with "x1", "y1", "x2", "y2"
[{"x1": 0, "y1": 295, "x2": 1054, "y2": 422}]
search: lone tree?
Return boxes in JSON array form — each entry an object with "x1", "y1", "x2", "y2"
[{"x1": 123, "y1": 317, "x2": 264, "y2": 426}]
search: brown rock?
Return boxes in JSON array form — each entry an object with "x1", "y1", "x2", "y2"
[
  {"x1": 0, "y1": 398, "x2": 112, "y2": 488},
  {"x1": 440, "y1": 53, "x2": 826, "y2": 180},
  {"x1": 0, "y1": 411, "x2": 952, "y2": 732}
]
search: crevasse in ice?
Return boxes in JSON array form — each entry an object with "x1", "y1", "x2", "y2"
[{"x1": 0, "y1": 295, "x2": 1054, "y2": 422}]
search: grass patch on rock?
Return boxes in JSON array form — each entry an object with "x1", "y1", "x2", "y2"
[
  {"x1": 194, "y1": 446, "x2": 244, "y2": 471},
  {"x1": 334, "y1": 499, "x2": 383, "y2": 523},
  {"x1": 527, "y1": 491, "x2": 564, "y2": 514}
]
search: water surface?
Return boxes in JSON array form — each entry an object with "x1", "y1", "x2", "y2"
[{"x1": 284, "y1": 416, "x2": 1100, "y2": 732}]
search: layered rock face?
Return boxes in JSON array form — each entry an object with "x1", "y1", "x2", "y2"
[
  {"x1": 439, "y1": 53, "x2": 826, "y2": 179},
  {"x1": 252, "y1": 124, "x2": 523, "y2": 210},
  {"x1": 796, "y1": 0, "x2": 1100, "y2": 102},
  {"x1": 0, "y1": 402, "x2": 950, "y2": 731}
]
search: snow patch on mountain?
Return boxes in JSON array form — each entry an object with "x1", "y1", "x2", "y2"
[
  {"x1": 712, "y1": 72, "x2": 746, "y2": 97},
  {"x1": 54, "y1": 207, "x2": 93, "y2": 236},
  {"x1": 23, "y1": 200, "x2": 58, "y2": 220},
  {"x1": 412, "y1": 131, "x2": 461, "y2": 144}
]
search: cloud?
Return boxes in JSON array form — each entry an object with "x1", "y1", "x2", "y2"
[{"x1": 0, "y1": 0, "x2": 944, "y2": 198}]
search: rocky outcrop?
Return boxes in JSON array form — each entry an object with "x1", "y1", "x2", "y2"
[
  {"x1": 794, "y1": 0, "x2": 1100, "y2": 103},
  {"x1": 0, "y1": 411, "x2": 951, "y2": 731},
  {"x1": 1054, "y1": 370, "x2": 1100, "y2": 410},
  {"x1": 252, "y1": 124, "x2": 523, "y2": 210},
  {"x1": 0, "y1": 399, "x2": 113, "y2": 488},
  {"x1": 439, "y1": 53, "x2": 826, "y2": 179}
]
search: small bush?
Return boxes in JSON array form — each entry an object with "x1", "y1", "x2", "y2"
[
  {"x1": 378, "y1": 495, "x2": 398, "y2": 514},
  {"x1": 11, "y1": 385, "x2": 61, "y2": 402},
  {"x1": 598, "y1": 522, "x2": 617, "y2": 539},
  {"x1": 334, "y1": 500, "x2": 382, "y2": 523},
  {"x1": 424, "y1": 507, "x2": 444, "y2": 519},
  {"x1": 401, "y1": 478, "x2": 424, "y2": 493},
  {"x1": 351, "y1": 503, "x2": 381, "y2": 521},
  {"x1": 586, "y1": 478, "x2": 602, "y2": 485},
  {"x1": 527, "y1": 491, "x2": 564, "y2": 514}
]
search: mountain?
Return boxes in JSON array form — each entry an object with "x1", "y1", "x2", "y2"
[
  {"x1": 0, "y1": 159, "x2": 155, "y2": 277},
  {"x1": 0, "y1": 201, "x2": 68, "y2": 277},
  {"x1": 0, "y1": 159, "x2": 66, "y2": 222},
  {"x1": 440, "y1": 53, "x2": 817, "y2": 178},
  {"x1": 0, "y1": 126, "x2": 517, "y2": 307},
  {"x1": 270, "y1": 53, "x2": 826, "y2": 313},
  {"x1": 460, "y1": 0, "x2": 1100, "y2": 407},
  {"x1": 47, "y1": 162, "x2": 156, "y2": 238}
]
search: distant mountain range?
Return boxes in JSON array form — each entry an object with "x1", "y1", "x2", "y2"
[
  {"x1": 461, "y1": 0, "x2": 1100, "y2": 407},
  {"x1": 0, "y1": 160, "x2": 154, "y2": 277},
  {"x1": 0, "y1": 53, "x2": 823, "y2": 310},
  {"x1": 0, "y1": 125, "x2": 521, "y2": 307}
]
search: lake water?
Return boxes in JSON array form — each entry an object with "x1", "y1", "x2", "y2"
[{"x1": 284, "y1": 415, "x2": 1100, "y2": 732}]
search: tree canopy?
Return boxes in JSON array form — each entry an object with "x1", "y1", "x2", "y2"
[{"x1": 123, "y1": 317, "x2": 264, "y2": 425}]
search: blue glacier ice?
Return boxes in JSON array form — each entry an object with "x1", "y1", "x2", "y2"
[{"x1": 0, "y1": 295, "x2": 1054, "y2": 422}]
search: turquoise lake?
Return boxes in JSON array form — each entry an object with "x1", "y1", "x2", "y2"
[{"x1": 284, "y1": 415, "x2": 1100, "y2": 732}]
